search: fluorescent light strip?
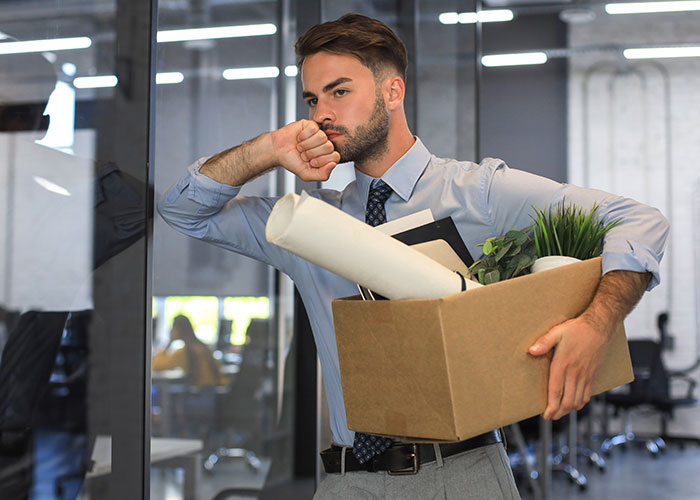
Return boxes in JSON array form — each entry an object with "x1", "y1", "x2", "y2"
[
  {"x1": 157, "y1": 23, "x2": 276, "y2": 43},
  {"x1": 223, "y1": 66, "x2": 279, "y2": 80},
  {"x1": 156, "y1": 72, "x2": 184, "y2": 84},
  {"x1": 605, "y1": 1, "x2": 700, "y2": 14},
  {"x1": 0, "y1": 36, "x2": 91, "y2": 55},
  {"x1": 284, "y1": 65, "x2": 298, "y2": 77},
  {"x1": 624, "y1": 46, "x2": 700, "y2": 59},
  {"x1": 439, "y1": 10, "x2": 514, "y2": 24},
  {"x1": 73, "y1": 75, "x2": 118, "y2": 89},
  {"x1": 481, "y1": 52, "x2": 548, "y2": 67}
]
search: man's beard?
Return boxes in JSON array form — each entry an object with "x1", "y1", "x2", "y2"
[{"x1": 322, "y1": 92, "x2": 390, "y2": 165}]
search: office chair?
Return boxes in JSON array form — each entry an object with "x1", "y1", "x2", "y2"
[
  {"x1": 652, "y1": 312, "x2": 700, "y2": 445},
  {"x1": 507, "y1": 413, "x2": 590, "y2": 494},
  {"x1": 602, "y1": 337, "x2": 698, "y2": 456}
]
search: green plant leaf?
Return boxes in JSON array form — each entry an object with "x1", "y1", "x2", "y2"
[
  {"x1": 505, "y1": 230, "x2": 528, "y2": 246},
  {"x1": 494, "y1": 241, "x2": 513, "y2": 263},
  {"x1": 484, "y1": 269, "x2": 500, "y2": 285}
]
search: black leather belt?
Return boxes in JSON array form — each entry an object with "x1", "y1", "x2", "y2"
[{"x1": 320, "y1": 430, "x2": 501, "y2": 475}]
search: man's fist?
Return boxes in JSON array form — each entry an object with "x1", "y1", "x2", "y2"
[{"x1": 271, "y1": 119, "x2": 341, "y2": 181}]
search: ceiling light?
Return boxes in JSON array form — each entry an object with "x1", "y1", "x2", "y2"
[
  {"x1": 439, "y1": 10, "x2": 514, "y2": 24},
  {"x1": 284, "y1": 65, "x2": 298, "y2": 77},
  {"x1": 439, "y1": 12, "x2": 460, "y2": 24},
  {"x1": 156, "y1": 72, "x2": 184, "y2": 84},
  {"x1": 157, "y1": 24, "x2": 277, "y2": 43},
  {"x1": 223, "y1": 66, "x2": 280, "y2": 80},
  {"x1": 475, "y1": 10, "x2": 514, "y2": 22},
  {"x1": 73, "y1": 75, "x2": 118, "y2": 89},
  {"x1": 62, "y1": 62, "x2": 77, "y2": 77},
  {"x1": 481, "y1": 52, "x2": 548, "y2": 67},
  {"x1": 605, "y1": 1, "x2": 700, "y2": 14},
  {"x1": 0, "y1": 37, "x2": 91, "y2": 55},
  {"x1": 623, "y1": 46, "x2": 700, "y2": 59}
]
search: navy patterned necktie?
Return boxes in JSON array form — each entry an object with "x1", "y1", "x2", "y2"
[
  {"x1": 352, "y1": 178, "x2": 394, "y2": 464},
  {"x1": 365, "y1": 179, "x2": 393, "y2": 227}
]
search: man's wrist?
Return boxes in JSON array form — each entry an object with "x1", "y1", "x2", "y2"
[
  {"x1": 579, "y1": 269, "x2": 650, "y2": 340},
  {"x1": 578, "y1": 308, "x2": 616, "y2": 341},
  {"x1": 256, "y1": 131, "x2": 280, "y2": 169}
]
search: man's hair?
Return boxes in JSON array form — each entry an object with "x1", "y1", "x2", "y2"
[{"x1": 295, "y1": 13, "x2": 408, "y2": 81}]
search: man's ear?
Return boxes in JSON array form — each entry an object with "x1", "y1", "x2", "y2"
[{"x1": 383, "y1": 76, "x2": 405, "y2": 111}]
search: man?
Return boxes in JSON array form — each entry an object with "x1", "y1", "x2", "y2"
[{"x1": 158, "y1": 13, "x2": 669, "y2": 499}]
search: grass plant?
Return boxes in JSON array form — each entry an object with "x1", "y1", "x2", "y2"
[{"x1": 530, "y1": 201, "x2": 622, "y2": 260}]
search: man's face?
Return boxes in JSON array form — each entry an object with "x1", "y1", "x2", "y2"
[{"x1": 301, "y1": 52, "x2": 390, "y2": 165}]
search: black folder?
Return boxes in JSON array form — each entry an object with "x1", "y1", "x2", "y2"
[{"x1": 391, "y1": 216, "x2": 474, "y2": 267}]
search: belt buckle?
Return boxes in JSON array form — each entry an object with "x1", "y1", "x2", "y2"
[{"x1": 387, "y1": 444, "x2": 419, "y2": 476}]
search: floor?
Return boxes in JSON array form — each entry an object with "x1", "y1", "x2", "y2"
[
  {"x1": 148, "y1": 441, "x2": 700, "y2": 499},
  {"x1": 519, "y1": 442, "x2": 700, "y2": 500}
]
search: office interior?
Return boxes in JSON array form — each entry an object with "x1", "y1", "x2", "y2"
[{"x1": 0, "y1": 0, "x2": 698, "y2": 499}]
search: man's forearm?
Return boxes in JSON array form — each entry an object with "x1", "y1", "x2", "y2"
[
  {"x1": 580, "y1": 270, "x2": 651, "y2": 338},
  {"x1": 199, "y1": 133, "x2": 277, "y2": 186}
]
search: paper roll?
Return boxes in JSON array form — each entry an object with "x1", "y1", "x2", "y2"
[{"x1": 265, "y1": 192, "x2": 481, "y2": 300}]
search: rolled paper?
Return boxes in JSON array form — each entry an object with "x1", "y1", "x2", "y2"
[{"x1": 265, "y1": 191, "x2": 482, "y2": 300}]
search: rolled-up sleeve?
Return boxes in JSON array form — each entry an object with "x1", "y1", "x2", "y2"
[
  {"x1": 482, "y1": 158, "x2": 670, "y2": 290},
  {"x1": 157, "y1": 158, "x2": 297, "y2": 275}
]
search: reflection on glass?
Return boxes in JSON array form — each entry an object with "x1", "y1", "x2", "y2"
[
  {"x1": 1, "y1": 1, "x2": 151, "y2": 498},
  {"x1": 0, "y1": 42, "x2": 94, "y2": 499}
]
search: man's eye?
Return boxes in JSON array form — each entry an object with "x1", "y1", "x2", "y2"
[
  {"x1": 335, "y1": 89, "x2": 348, "y2": 97},
  {"x1": 306, "y1": 98, "x2": 317, "y2": 107}
]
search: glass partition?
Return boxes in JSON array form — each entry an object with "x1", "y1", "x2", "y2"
[
  {"x1": 151, "y1": 1, "x2": 299, "y2": 498},
  {"x1": 0, "y1": 1, "x2": 152, "y2": 499}
]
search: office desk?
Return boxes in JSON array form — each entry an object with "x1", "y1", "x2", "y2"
[
  {"x1": 152, "y1": 368, "x2": 187, "y2": 436},
  {"x1": 87, "y1": 436, "x2": 202, "y2": 500}
]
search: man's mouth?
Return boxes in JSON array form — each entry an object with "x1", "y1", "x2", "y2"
[{"x1": 325, "y1": 131, "x2": 342, "y2": 140}]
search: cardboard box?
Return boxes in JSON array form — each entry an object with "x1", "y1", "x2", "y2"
[{"x1": 332, "y1": 257, "x2": 633, "y2": 442}]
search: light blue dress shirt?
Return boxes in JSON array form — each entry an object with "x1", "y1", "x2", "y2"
[{"x1": 158, "y1": 137, "x2": 669, "y2": 446}]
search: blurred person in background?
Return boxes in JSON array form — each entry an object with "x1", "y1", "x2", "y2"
[{"x1": 153, "y1": 315, "x2": 226, "y2": 387}]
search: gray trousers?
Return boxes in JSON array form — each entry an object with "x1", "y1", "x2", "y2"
[{"x1": 313, "y1": 443, "x2": 521, "y2": 500}]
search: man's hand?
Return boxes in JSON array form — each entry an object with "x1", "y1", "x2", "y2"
[
  {"x1": 528, "y1": 316, "x2": 609, "y2": 420},
  {"x1": 271, "y1": 119, "x2": 341, "y2": 182},
  {"x1": 527, "y1": 269, "x2": 650, "y2": 420}
]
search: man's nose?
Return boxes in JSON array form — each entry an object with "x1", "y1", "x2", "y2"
[{"x1": 311, "y1": 99, "x2": 335, "y2": 123}]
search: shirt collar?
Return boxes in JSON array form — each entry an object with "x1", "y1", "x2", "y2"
[{"x1": 355, "y1": 137, "x2": 431, "y2": 203}]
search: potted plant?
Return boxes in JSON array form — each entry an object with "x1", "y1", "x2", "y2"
[
  {"x1": 530, "y1": 200, "x2": 622, "y2": 273},
  {"x1": 468, "y1": 228, "x2": 537, "y2": 285}
]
